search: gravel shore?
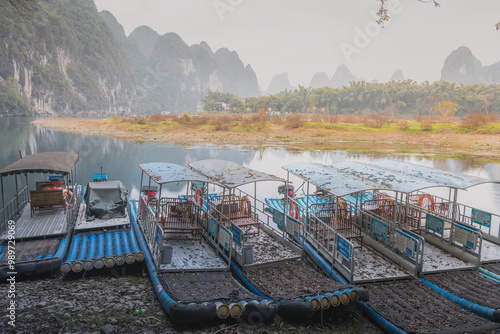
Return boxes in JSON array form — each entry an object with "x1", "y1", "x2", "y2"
[{"x1": 1, "y1": 269, "x2": 382, "y2": 334}]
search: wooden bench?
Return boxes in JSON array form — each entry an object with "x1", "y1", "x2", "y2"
[
  {"x1": 159, "y1": 198, "x2": 201, "y2": 241},
  {"x1": 30, "y1": 189, "x2": 66, "y2": 216},
  {"x1": 36, "y1": 180, "x2": 65, "y2": 191},
  {"x1": 211, "y1": 196, "x2": 260, "y2": 234},
  {"x1": 316, "y1": 208, "x2": 363, "y2": 250}
]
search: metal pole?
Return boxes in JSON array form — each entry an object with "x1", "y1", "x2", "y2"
[
  {"x1": 355, "y1": 191, "x2": 360, "y2": 228},
  {"x1": 451, "y1": 188, "x2": 458, "y2": 222},
  {"x1": 284, "y1": 172, "x2": 289, "y2": 231},
  {"x1": 254, "y1": 182, "x2": 257, "y2": 216},
  {"x1": 1, "y1": 176, "x2": 4, "y2": 209},
  {"x1": 405, "y1": 193, "x2": 410, "y2": 227},
  {"x1": 159, "y1": 184, "x2": 162, "y2": 221},
  {"x1": 394, "y1": 191, "x2": 398, "y2": 225},
  {"x1": 15, "y1": 174, "x2": 19, "y2": 216},
  {"x1": 334, "y1": 195, "x2": 338, "y2": 231},
  {"x1": 139, "y1": 170, "x2": 144, "y2": 196},
  {"x1": 228, "y1": 188, "x2": 232, "y2": 220},
  {"x1": 1, "y1": 176, "x2": 4, "y2": 225},
  {"x1": 305, "y1": 182, "x2": 309, "y2": 247}
]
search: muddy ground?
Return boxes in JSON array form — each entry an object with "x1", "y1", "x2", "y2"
[{"x1": 1, "y1": 267, "x2": 382, "y2": 334}]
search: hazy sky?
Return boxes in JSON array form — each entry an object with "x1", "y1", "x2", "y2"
[{"x1": 94, "y1": 0, "x2": 500, "y2": 90}]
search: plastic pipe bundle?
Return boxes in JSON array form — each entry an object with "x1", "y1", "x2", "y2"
[
  {"x1": 305, "y1": 296, "x2": 320, "y2": 311},
  {"x1": 113, "y1": 232, "x2": 125, "y2": 266},
  {"x1": 94, "y1": 233, "x2": 105, "y2": 270},
  {"x1": 345, "y1": 288, "x2": 360, "y2": 302},
  {"x1": 105, "y1": 232, "x2": 115, "y2": 268},
  {"x1": 325, "y1": 292, "x2": 341, "y2": 307},
  {"x1": 83, "y1": 234, "x2": 97, "y2": 271},
  {"x1": 61, "y1": 235, "x2": 80, "y2": 274},
  {"x1": 72, "y1": 235, "x2": 88, "y2": 272},
  {"x1": 215, "y1": 302, "x2": 229, "y2": 319},
  {"x1": 228, "y1": 303, "x2": 243, "y2": 318},
  {"x1": 121, "y1": 230, "x2": 135, "y2": 264},
  {"x1": 128, "y1": 229, "x2": 145, "y2": 262},
  {"x1": 317, "y1": 295, "x2": 331, "y2": 309}
]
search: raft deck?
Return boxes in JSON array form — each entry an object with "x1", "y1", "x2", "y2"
[
  {"x1": 245, "y1": 260, "x2": 352, "y2": 300},
  {"x1": 352, "y1": 246, "x2": 410, "y2": 282},
  {"x1": 0, "y1": 203, "x2": 68, "y2": 241},
  {"x1": 159, "y1": 237, "x2": 227, "y2": 272},
  {"x1": 0, "y1": 238, "x2": 60, "y2": 265},
  {"x1": 160, "y1": 271, "x2": 259, "y2": 302},
  {"x1": 366, "y1": 278, "x2": 500, "y2": 333},
  {"x1": 239, "y1": 225, "x2": 301, "y2": 266},
  {"x1": 481, "y1": 239, "x2": 500, "y2": 263},
  {"x1": 421, "y1": 242, "x2": 474, "y2": 273}
]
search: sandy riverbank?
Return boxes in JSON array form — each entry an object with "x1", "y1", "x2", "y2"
[{"x1": 33, "y1": 117, "x2": 500, "y2": 161}]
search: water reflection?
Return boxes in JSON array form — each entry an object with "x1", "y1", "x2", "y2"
[{"x1": 1, "y1": 117, "x2": 500, "y2": 216}]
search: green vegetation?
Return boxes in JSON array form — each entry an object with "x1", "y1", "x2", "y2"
[
  {"x1": 0, "y1": 0, "x2": 134, "y2": 115},
  {"x1": 203, "y1": 81, "x2": 500, "y2": 119},
  {"x1": 0, "y1": 77, "x2": 30, "y2": 115}
]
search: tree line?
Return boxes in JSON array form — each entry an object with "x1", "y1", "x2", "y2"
[{"x1": 202, "y1": 80, "x2": 500, "y2": 119}]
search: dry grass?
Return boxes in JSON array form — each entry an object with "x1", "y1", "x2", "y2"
[
  {"x1": 362, "y1": 115, "x2": 391, "y2": 129},
  {"x1": 461, "y1": 112, "x2": 497, "y2": 129},
  {"x1": 396, "y1": 121, "x2": 410, "y2": 131},
  {"x1": 286, "y1": 113, "x2": 303, "y2": 128},
  {"x1": 33, "y1": 114, "x2": 500, "y2": 162}
]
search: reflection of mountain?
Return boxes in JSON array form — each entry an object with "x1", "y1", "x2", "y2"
[
  {"x1": 0, "y1": 118, "x2": 258, "y2": 203},
  {"x1": 4, "y1": 118, "x2": 500, "y2": 210}
]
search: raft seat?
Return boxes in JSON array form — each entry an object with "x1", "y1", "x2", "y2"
[
  {"x1": 30, "y1": 189, "x2": 66, "y2": 217},
  {"x1": 159, "y1": 198, "x2": 202, "y2": 241},
  {"x1": 211, "y1": 197, "x2": 260, "y2": 235},
  {"x1": 315, "y1": 208, "x2": 363, "y2": 250}
]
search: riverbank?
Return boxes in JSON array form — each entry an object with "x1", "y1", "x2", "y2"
[
  {"x1": 33, "y1": 116, "x2": 500, "y2": 161},
  {"x1": 0, "y1": 273, "x2": 381, "y2": 334}
]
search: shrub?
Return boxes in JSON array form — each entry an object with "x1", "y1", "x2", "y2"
[
  {"x1": 149, "y1": 113, "x2": 164, "y2": 122},
  {"x1": 460, "y1": 112, "x2": 496, "y2": 129},
  {"x1": 396, "y1": 121, "x2": 409, "y2": 130},
  {"x1": 250, "y1": 110, "x2": 270, "y2": 125},
  {"x1": 211, "y1": 116, "x2": 230, "y2": 131},
  {"x1": 286, "y1": 113, "x2": 303, "y2": 129},
  {"x1": 420, "y1": 120, "x2": 433, "y2": 131},
  {"x1": 362, "y1": 115, "x2": 390, "y2": 128}
]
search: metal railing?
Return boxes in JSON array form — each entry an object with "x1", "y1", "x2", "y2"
[
  {"x1": 65, "y1": 185, "x2": 82, "y2": 229},
  {"x1": 201, "y1": 210, "x2": 233, "y2": 271},
  {"x1": 407, "y1": 191, "x2": 500, "y2": 240},
  {"x1": 138, "y1": 195, "x2": 163, "y2": 268},
  {"x1": 303, "y1": 213, "x2": 356, "y2": 283},
  {"x1": 356, "y1": 203, "x2": 425, "y2": 276},
  {"x1": 0, "y1": 186, "x2": 29, "y2": 235}
]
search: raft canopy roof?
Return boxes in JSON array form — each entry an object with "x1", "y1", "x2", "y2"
[
  {"x1": 139, "y1": 162, "x2": 215, "y2": 185},
  {"x1": 189, "y1": 159, "x2": 286, "y2": 188},
  {"x1": 331, "y1": 161, "x2": 458, "y2": 193},
  {"x1": 283, "y1": 162, "x2": 392, "y2": 197},
  {"x1": 0, "y1": 152, "x2": 79, "y2": 177},
  {"x1": 283, "y1": 160, "x2": 500, "y2": 197},
  {"x1": 372, "y1": 159, "x2": 500, "y2": 190}
]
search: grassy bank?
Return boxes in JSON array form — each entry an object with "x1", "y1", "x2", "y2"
[{"x1": 33, "y1": 114, "x2": 500, "y2": 162}]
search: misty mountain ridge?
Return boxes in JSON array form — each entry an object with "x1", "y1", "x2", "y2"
[
  {"x1": 101, "y1": 12, "x2": 260, "y2": 113},
  {"x1": 265, "y1": 72, "x2": 295, "y2": 95},
  {"x1": 441, "y1": 46, "x2": 500, "y2": 85}
]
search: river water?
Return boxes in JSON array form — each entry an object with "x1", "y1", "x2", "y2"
[{"x1": 1, "y1": 117, "x2": 500, "y2": 220}]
